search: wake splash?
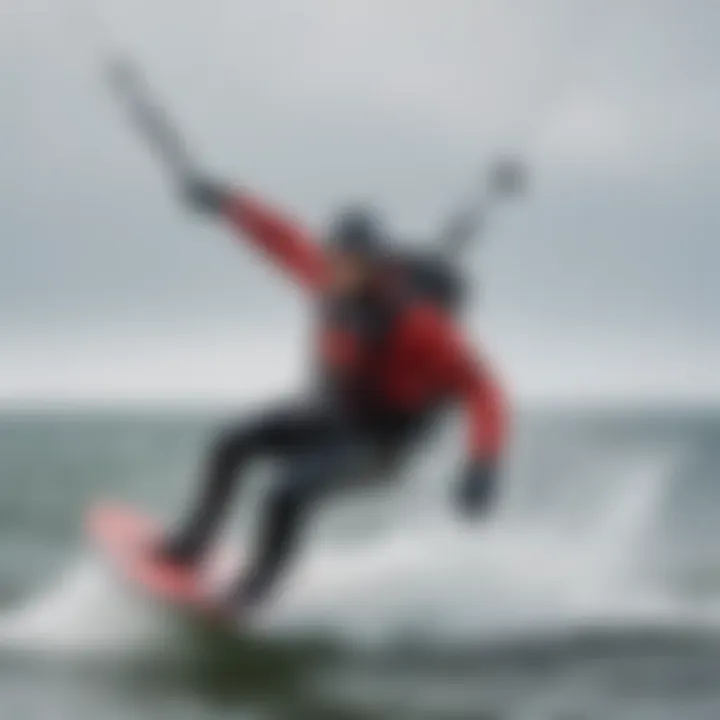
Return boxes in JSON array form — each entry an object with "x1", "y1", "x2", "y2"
[
  {"x1": 0, "y1": 558, "x2": 183, "y2": 655},
  {"x1": 0, "y1": 445, "x2": 718, "y2": 663}
]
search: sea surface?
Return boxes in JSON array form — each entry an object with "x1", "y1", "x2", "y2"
[{"x1": 0, "y1": 406, "x2": 719, "y2": 719}]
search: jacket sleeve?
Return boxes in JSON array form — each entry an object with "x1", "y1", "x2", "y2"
[
  {"x1": 451, "y1": 340, "x2": 507, "y2": 461},
  {"x1": 409, "y1": 306, "x2": 508, "y2": 461},
  {"x1": 219, "y1": 190, "x2": 329, "y2": 293}
]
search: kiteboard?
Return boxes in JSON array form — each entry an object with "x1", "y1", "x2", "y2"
[{"x1": 86, "y1": 502, "x2": 240, "y2": 623}]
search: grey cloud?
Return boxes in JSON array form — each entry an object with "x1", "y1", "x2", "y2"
[{"x1": 1, "y1": 0, "x2": 718, "y2": 399}]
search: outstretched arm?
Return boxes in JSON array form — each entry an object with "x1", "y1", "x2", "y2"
[
  {"x1": 185, "y1": 178, "x2": 329, "y2": 293},
  {"x1": 221, "y1": 191, "x2": 328, "y2": 293},
  {"x1": 104, "y1": 58, "x2": 328, "y2": 293}
]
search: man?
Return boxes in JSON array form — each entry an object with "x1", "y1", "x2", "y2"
[{"x1": 158, "y1": 175, "x2": 508, "y2": 612}]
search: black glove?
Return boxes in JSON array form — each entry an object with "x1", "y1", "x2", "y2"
[
  {"x1": 455, "y1": 459, "x2": 497, "y2": 518},
  {"x1": 181, "y1": 175, "x2": 230, "y2": 214}
]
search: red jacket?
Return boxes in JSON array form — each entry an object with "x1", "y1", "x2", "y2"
[{"x1": 221, "y1": 191, "x2": 507, "y2": 462}]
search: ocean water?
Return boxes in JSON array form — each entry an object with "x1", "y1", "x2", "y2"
[{"x1": 0, "y1": 406, "x2": 719, "y2": 719}]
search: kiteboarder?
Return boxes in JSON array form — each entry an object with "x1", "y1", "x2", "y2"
[{"x1": 156, "y1": 175, "x2": 509, "y2": 612}]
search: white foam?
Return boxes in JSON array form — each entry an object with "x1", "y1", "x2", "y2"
[
  {"x1": 0, "y1": 557, "x2": 178, "y2": 655},
  {"x1": 2, "y1": 443, "x2": 719, "y2": 656}
]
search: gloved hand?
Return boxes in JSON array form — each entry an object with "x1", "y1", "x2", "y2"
[
  {"x1": 181, "y1": 175, "x2": 230, "y2": 214},
  {"x1": 454, "y1": 459, "x2": 498, "y2": 519}
]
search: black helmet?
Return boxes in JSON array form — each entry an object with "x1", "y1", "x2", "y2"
[{"x1": 327, "y1": 205, "x2": 386, "y2": 261}]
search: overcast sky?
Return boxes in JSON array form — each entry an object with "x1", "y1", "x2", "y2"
[{"x1": 1, "y1": 0, "x2": 718, "y2": 404}]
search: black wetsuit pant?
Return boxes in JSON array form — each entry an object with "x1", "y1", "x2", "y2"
[{"x1": 170, "y1": 400, "x2": 409, "y2": 603}]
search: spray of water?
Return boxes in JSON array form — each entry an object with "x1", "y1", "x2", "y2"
[{"x1": 0, "y1": 444, "x2": 718, "y2": 660}]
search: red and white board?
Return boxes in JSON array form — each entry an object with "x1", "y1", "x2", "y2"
[{"x1": 86, "y1": 502, "x2": 237, "y2": 621}]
